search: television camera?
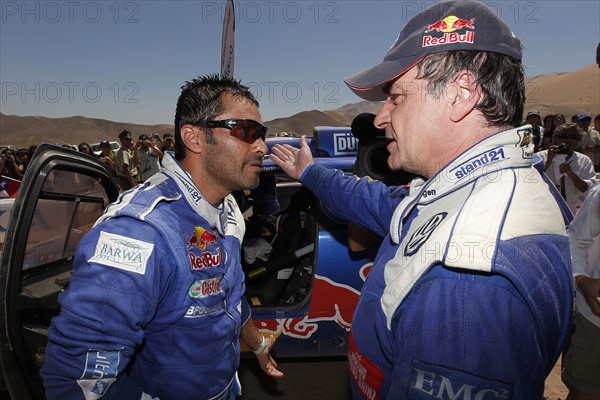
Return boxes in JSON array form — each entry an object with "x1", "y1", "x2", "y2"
[{"x1": 350, "y1": 113, "x2": 414, "y2": 186}]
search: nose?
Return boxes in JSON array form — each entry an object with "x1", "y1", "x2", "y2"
[
  {"x1": 254, "y1": 138, "x2": 268, "y2": 155},
  {"x1": 374, "y1": 99, "x2": 392, "y2": 133}
]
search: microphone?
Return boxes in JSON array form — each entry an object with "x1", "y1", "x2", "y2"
[{"x1": 351, "y1": 113, "x2": 385, "y2": 142}]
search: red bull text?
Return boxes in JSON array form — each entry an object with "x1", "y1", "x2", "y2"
[{"x1": 423, "y1": 16, "x2": 475, "y2": 48}]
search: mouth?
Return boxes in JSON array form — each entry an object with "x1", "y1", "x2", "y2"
[{"x1": 247, "y1": 159, "x2": 263, "y2": 172}]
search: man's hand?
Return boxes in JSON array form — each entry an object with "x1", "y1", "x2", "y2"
[
  {"x1": 270, "y1": 135, "x2": 314, "y2": 180},
  {"x1": 578, "y1": 276, "x2": 600, "y2": 317},
  {"x1": 240, "y1": 318, "x2": 284, "y2": 378},
  {"x1": 256, "y1": 336, "x2": 284, "y2": 378}
]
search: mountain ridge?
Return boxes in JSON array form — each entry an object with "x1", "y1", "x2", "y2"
[{"x1": 1, "y1": 64, "x2": 598, "y2": 148}]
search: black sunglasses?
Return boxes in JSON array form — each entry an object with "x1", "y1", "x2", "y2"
[{"x1": 195, "y1": 119, "x2": 267, "y2": 144}]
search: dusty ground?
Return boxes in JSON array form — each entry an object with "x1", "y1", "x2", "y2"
[{"x1": 544, "y1": 358, "x2": 569, "y2": 400}]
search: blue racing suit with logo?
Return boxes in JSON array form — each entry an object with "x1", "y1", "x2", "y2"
[
  {"x1": 300, "y1": 127, "x2": 573, "y2": 399},
  {"x1": 41, "y1": 153, "x2": 250, "y2": 400}
]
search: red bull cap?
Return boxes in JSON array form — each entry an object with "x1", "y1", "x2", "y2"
[{"x1": 344, "y1": 0, "x2": 522, "y2": 101}]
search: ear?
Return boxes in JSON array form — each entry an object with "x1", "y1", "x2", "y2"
[
  {"x1": 448, "y1": 70, "x2": 481, "y2": 123},
  {"x1": 180, "y1": 124, "x2": 202, "y2": 154}
]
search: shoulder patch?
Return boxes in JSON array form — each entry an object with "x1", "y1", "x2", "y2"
[
  {"x1": 89, "y1": 231, "x2": 154, "y2": 275},
  {"x1": 77, "y1": 349, "x2": 121, "y2": 399}
]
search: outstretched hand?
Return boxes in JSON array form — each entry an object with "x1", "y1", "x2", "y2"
[
  {"x1": 256, "y1": 336, "x2": 284, "y2": 378},
  {"x1": 270, "y1": 135, "x2": 314, "y2": 180}
]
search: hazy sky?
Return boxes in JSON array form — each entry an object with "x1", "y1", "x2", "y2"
[{"x1": 1, "y1": 0, "x2": 598, "y2": 124}]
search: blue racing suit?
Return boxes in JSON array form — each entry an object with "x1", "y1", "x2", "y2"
[
  {"x1": 41, "y1": 153, "x2": 250, "y2": 400},
  {"x1": 301, "y1": 127, "x2": 573, "y2": 399}
]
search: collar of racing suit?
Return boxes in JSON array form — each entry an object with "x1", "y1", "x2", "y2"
[
  {"x1": 98, "y1": 152, "x2": 244, "y2": 241},
  {"x1": 389, "y1": 125, "x2": 534, "y2": 244}
]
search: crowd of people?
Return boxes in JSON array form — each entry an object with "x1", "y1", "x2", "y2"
[
  {"x1": 530, "y1": 112, "x2": 600, "y2": 214},
  {"x1": 2, "y1": 111, "x2": 598, "y2": 196},
  {"x1": 74, "y1": 131, "x2": 175, "y2": 191},
  {"x1": 0, "y1": 131, "x2": 177, "y2": 193}
]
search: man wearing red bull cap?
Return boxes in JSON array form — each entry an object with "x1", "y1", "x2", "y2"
[
  {"x1": 41, "y1": 75, "x2": 283, "y2": 400},
  {"x1": 272, "y1": 1, "x2": 572, "y2": 398}
]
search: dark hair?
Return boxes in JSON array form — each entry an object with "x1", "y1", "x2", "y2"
[
  {"x1": 554, "y1": 123, "x2": 581, "y2": 142},
  {"x1": 173, "y1": 74, "x2": 259, "y2": 160},
  {"x1": 416, "y1": 51, "x2": 524, "y2": 127},
  {"x1": 78, "y1": 142, "x2": 93, "y2": 155}
]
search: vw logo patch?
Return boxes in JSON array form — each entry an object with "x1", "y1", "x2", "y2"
[{"x1": 404, "y1": 212, "x2": 448, "y2": 256}]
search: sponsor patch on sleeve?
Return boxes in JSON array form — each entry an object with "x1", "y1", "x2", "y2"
[
  {"x1": 77, "y1": 349, "x2": 121, "y2": 400},
  {"x1": 348, "y1": 331, "x2": 383, "y2": 400},
  {"x1": 409, "y1": 359, "x2": 513, "y2": 399},
  {"x1": 89, "y1": 231, "x2": 154, "y2": 275}
]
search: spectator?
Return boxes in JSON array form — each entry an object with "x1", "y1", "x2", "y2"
[
  {"x1": 562, "y1": 183, "x2": 600, "y2": 400},
  {"x1": 161, "y1": 132, "x2": 175, "y2": 152},
  {"x1": 115, "y1": 129, "x2": 140, "y2": 191},
  {"x1": 526, "y1": 110, "x2": 544, "y2": 151},
  {"x1": 271, "y1": 1, "x2": 573, "y2": 398},
  {"x1": 0, "y1": 148, "x2": 24, "y2": 180},
  {"x1": 97, "y1": 140, "x2": 118, "y2": 178},
  {"x1": 137, "y1": 134, "x2": 163, "y2": 182},
  {"x1": 28, "y1": 144, "x2": 38, "y2": 161},
  {"x1": 41, "y1": 74, "x2": 282, "y2": 399},
  {"x1": 16, "y1": 147, "x2": 31, "y2": 173},
  {"x1": 539, "y1": 123, "x2": 598, "y2": 214},
  {"x1": 594, "y1": 113, "x2": 600, "y2": 170},
  {"x1": 152, "y1": 133, "x2": 162, "y2": 150},
  {"x1": 543, "y1": 114, "x2": 555, "y2": 139},
  {"x1": 545, "y1": 113, "x2": 567, "y2": 148},
  {"x1": 576, "y1": 113, "x2": 593, "y2": 132},
  {"x1": 578, "y1": 113, "x2": 600, "y2": 170},
  {"x1": 77, "y1": 142, "x2": 95, "y2": 156}
]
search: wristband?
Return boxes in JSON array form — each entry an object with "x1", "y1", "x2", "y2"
[{"x1": 253, "y1": 336, "x2": 268, "y2": 355}]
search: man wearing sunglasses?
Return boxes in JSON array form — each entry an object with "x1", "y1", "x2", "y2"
[
  {"x1": 539, "y1": 123, "x2": 598, "y2": 215},
  {"x1": 42, "y1": 75, "x2": 282, "y2": 400}
]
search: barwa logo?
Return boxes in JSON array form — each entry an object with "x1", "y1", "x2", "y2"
[{"x1": 90, "y1": 231, "x2": 154, "y2": 275}]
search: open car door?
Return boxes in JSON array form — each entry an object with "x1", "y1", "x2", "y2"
[{"x1": 0, "y1": 144, "x2": 119, "y2": 399}]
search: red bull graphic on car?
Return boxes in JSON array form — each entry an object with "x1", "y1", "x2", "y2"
[
  {"x1": 256, "y1": 264, "x2": 373, "y2": 339},
  {"x1": 423, "y1": 16, "x2": 475, "y2": 48}
]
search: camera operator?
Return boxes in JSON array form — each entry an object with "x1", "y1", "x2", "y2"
[
  {"x1": 0, "y1": 148, "x2": 24, "y2": 180},
  {"x1": 539, "y1": 123, "x2": 598, "y2": 214}
]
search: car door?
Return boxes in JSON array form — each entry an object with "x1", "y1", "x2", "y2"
[{"x1": 0, "y1": 144, "x2": 119, "y2": 400}]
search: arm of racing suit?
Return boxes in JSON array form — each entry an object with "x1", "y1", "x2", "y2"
[
  {"x1": 41, "y1": 218, "x2": 172, "y2": 400},
  {"x1": 301, "y1": 162, "x2": 407, "y2": 238}
]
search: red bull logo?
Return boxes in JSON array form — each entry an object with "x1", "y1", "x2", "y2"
[
  {"x1": 187, "y1": 226, "x2": 218, "y2": 251},
  {"x1": 425, "y1": 16, "x2": 475, "y2": 33},
  {"x1": 423, "y1": 16, "x2": 475, "y2": 48},
  {"x1": 256, "y1": 263, "x2": 373, "y2": 339}
]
